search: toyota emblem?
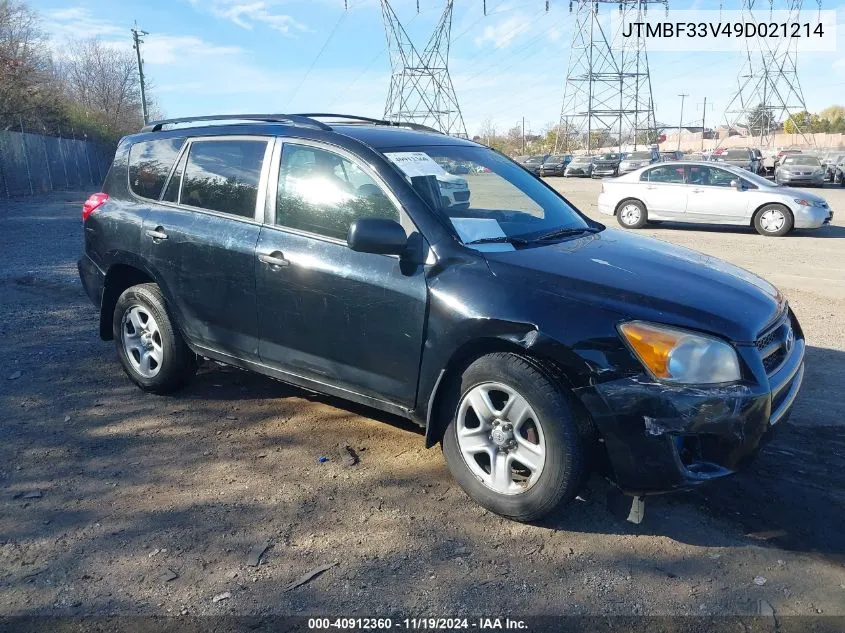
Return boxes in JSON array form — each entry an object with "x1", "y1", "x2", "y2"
[{"x1": 785, "y1": 327, "x2": 794, "y2": 354}]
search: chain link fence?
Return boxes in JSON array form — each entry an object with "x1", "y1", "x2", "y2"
[{"x1": 0, "y1": 130, "x2": 114, "y2": 198}]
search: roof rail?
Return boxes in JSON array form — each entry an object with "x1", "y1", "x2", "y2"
[
  {"x1": 140, "y1": 113, "x2": 332, "y2": 133},
  {"x1": 294, "y1": 113, "x2": 445, "y2": 136}
]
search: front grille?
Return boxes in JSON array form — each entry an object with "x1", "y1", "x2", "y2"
[
  {"x1": 755, "y1": 311, "x2": 795, "y2": 376},
  {"x1": 453, "y1": 191, "x2": 470, "y2": 202}
]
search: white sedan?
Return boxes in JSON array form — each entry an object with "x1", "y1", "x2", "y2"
[{"x1": 597, "y1": 161, "x2": 833, "y2": 236}]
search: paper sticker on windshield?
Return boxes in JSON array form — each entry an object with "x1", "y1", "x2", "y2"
[
  {"x1": 450, "y1": 218, "x2": 515, "y2": 252},
  {"x1": 385, "y1": 152, "x2": 449, "y2": 179}
]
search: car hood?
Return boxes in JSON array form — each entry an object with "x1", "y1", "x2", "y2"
[
  {"x1": 483, "y1": 229, "x2": 784, "y2": 342},
  {"x1": 770, "y1": 185, "x2": 827, "y2": 203}
]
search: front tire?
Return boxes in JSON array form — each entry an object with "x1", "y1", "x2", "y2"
[
  {"x1": 616, "y1": 199, "x2": 648, "y2": 229},
  {"x1": 754, "y1": 204, "x2": 793, "y2": 237},
  {"x1": 113, "y1": 283, "x2": 197, "y2": 393},
  {"x1": 441, "y1": 353, "x2": 585, "y2": 522}
]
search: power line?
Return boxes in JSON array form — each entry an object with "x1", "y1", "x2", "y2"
[{"x1": 285, "y1": 11, "x2": 348, "y2": 108}]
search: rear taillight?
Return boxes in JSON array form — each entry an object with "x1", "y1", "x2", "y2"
[{"x1": 82, "y1": 192, "x2": 109, "y2": 222}]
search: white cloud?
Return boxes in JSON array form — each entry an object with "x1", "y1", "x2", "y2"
[{"x1": 190, "y1": 0, "x2": 309, "y2": 35}]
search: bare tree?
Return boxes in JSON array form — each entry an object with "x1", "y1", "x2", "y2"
[
  {"x1": 0, "y1": 0, "x2": 59, "y2": 126},
  {"x1": 59, "y1": 38, "x2": 143, "y2": 137}
]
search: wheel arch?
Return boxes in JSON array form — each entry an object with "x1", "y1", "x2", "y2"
[
  {"x1": 99, "y1": 264, "x2": 155, "y2": 340},
  {"x1": 423, "y1": 337, "x2": 602, "y2": 456},
  {"x1": 750, "y1": 201, "x2": 792, "y2": 228}
]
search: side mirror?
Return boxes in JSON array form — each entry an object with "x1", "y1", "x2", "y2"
[
  {"x1": 347, "y1": 218, "x2": 408, "y2": 255},
  {"x1": 730, "y1": 179, "x2": 742, "y2": 191}
]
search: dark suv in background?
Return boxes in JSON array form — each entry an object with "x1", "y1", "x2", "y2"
[{"x1": 78, "y1": 113, "x2": 805, "y2": 522}]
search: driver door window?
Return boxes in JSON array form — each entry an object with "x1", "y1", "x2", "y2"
[{"x1": 276, "y1": 144, "x2": 399, "y2": 240}]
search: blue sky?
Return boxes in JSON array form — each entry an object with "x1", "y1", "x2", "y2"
[{"x1": 34, "y1": 0, "x2": 845, "y2": 137}]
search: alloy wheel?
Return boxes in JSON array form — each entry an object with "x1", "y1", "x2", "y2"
[
  {"x1": 121, "y1": 305, "x2": 164, "y2": 378},
  {"x1": 455, "y1": 382, "x2": 546, "y2": 495}
]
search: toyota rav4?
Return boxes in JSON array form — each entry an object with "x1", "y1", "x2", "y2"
[{"x1": 78, "y1": 113, "x2": 805, "y2": 522}]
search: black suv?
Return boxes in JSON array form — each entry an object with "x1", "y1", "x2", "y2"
[{"x1": 79, "y1": 113, "x2": 805, "y2": 522}]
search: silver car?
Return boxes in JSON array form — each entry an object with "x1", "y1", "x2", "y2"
[
  {"x1": 774, "y1": 154, "x2": 825, "y2": 187},
  {"x1": 597, "y1": 161, "x2": 833, "y2": 236}
]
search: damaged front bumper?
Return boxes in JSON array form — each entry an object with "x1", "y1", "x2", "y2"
[{"x1": 576, "y1": 336, "x2": 805, "y2": 495}]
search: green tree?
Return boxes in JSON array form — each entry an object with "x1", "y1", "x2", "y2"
[{"x1": 745, "y1": 103, "x2": 775, "y2": 137}]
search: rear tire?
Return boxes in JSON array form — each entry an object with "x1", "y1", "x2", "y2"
[
  {"x1": 616, "y1": 200, "x2": 648, "y2": 229},
  {"x1": 113, "y1": 283, "x2": 197, "y2": 393},
  {"x1": 441, "y1": 353, "x2": 585, "y2": 522},
  {"x1": 753, "y1": 204, "x2": 793, "y2": 237}
]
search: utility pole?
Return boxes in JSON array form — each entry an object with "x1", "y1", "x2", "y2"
[
  {"x1": 677, "y1": 93, "x2": 688, "y2": 152},
  {"x1": 131, "y1": 22, "x2": 150, "y2": 124},
  {"x1": 700, "y1": 96, "x2": 707, "y2": 151},
  {"x1": 522, "y1": 117, "x2": 525, "y2": 154}
]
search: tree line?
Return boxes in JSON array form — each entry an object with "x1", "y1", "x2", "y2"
[{"x1": 0, "y1": 0, "x2": 150, "y2": 144}]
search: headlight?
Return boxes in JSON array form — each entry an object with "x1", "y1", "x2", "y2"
[
  {"x1": 793, "y1": 198, "x2": 826, "y2": 207},
  {"x1": 618, "y1": 321, "x2": 741, "y2": 384}
]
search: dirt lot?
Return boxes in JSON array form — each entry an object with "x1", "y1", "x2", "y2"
[{"x1": 1, "y1": 182, "x2": 844, "y2": 625}]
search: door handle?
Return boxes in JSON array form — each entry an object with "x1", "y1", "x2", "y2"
[
  {"x1": 646, "y1": 186, "x2": 657, "y2": 190},
  {"x1": 145, "y1": 228, "x2": 168, "y2": 241},
  {"x1": 259, "y1": 251, "x2": 289, "y2": 268}
]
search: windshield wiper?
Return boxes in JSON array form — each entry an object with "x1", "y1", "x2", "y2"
[
  {"x1": 533, "y1": 226, "x2": 600, "y2": 241},
  {"x1": 464, "y1": 235, "x2": 531, "y2": 246}
]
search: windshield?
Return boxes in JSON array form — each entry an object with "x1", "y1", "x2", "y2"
[
  {"x1": 383, "y1": 145, "x2": 590, "y2": 246},
  {"x1": 735, "y1": 168, "x2": 775, "y2": 188},
  {"x1": 545, "y1": 155, "x2": 565, "y2": 163},
  {"x1": 724, "y1": 150, "x2": 750, "y2": 159},
  {"x1": 525, "y1": 156, "x2": 545, "y2": 164},
  {"x1": 782, "y1": 156, "x2": 820, "y2": 166},
  {"x1": 600, "y1": 153, "x2": 620, "y2": 160},
  {"x1": 627, "y1": 152, "x2": 652, "y2": 160},
  {"x1": 571, "y1": 156, "x2": 591, "y2": 164}
]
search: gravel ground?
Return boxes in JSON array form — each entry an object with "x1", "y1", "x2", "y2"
[{"x1": 1, "y1": 185, "x2": 844, "y2": 625}]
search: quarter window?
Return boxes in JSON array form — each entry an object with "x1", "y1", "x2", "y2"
[
  {"x1": 180, "y1": 139, "x2": 268, "y2": 219},
  {"x1": 275, "y1": 144, "x2": 399, "y2": 240},
  {"x1": 128, "y1": 138, "x2": 185, "y2": 200}
]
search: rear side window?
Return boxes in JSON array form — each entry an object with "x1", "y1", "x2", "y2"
[
  {"x1": 128, "y1": 138, "x2": 186, "y2": 200},
  {"x1": 180, "y1": 139, "x2": 268, "y2": 219}
]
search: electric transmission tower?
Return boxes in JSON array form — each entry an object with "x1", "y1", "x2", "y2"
[
  {"x1": 381, "y1": 0, "x2": 467, "y2": 136},
  {"x1": 554, "y1": 0, "x2": 668, "y2": 154},
  {"x1": 723, "y1": 0, "x2": 819, "y2": 147}
]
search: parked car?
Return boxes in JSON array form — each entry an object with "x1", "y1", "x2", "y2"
[
  {"x1": 774, "y1": 155, "x2": 825, "y2": 187},
  {"x1": 538, "y1": 154, "x2": 572, "y2": 177},
  {"x1": 712, "y1": 147, "x2": 763, "y2": 174},
  {"x1": 660, "y1": 150, "x2": 684, "y2": 162},
  {"x1": 523, "y1": 154, "x2": 550, "y2": 175},
  {"x1": 592, "y1": 152, "x2": 625, "y2": 178},
  {"x1": 564, "y1": 155, "x2": 594, "y2": 177},
  {"x1": 598, "y1": 161, "x2": 832, "y2": 236},
  {"x1": 821, "y1": 152, "x2": 845, "y2": 182},
  {"x1": 618, "y1": 149, "x2": 660, "y2": 175},
  {"x1": 774, "y1": 149, "x2": 802, "y2": 168},
  {"x1": 79, "y1": 113, "x2": 807, "y2": 522},
  {"x1": 438, "y1": 172, "x2": 471, "y2": 209}
]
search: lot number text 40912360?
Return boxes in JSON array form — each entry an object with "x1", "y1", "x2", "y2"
[{"x1": 308, "y1": 617, "x2": 529, "y2": 630}]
